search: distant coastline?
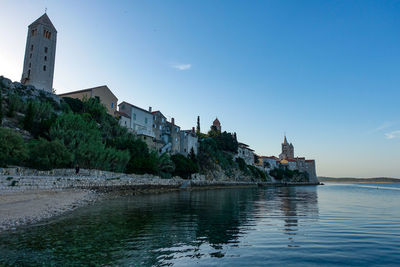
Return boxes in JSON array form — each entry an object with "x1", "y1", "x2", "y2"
[{"x1": 318, "y1": 177, "x2": 400, "y2": 183}]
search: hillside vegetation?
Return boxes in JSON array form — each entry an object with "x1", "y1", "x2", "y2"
[{"x1": 0, "y1": 76, "x2": 266, "y2": 181}]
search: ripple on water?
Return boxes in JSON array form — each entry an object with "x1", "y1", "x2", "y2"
[{"x1": 0, "y1": 184, "x2": 400, "y2": 266}]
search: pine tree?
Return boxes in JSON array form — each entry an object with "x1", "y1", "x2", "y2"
[{"x1": 196, "y1": 116, "x2": 201, "y2": 134}]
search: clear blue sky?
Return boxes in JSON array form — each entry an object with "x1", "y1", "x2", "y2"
[{"x1": 1, "y1": 0, "x2": 399, "y2": 178}]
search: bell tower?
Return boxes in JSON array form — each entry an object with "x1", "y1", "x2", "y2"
[{"x1": 21, "y1": 13, "x2": 57, "y2": 93}]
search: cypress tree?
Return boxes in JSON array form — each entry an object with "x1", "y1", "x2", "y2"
[{"x1": 196, "y1": 116, "x2": 200, "y2": 134}]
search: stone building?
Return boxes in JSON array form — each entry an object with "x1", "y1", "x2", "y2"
[
  {"x1": 212, "y1": 118, "x2": 221, "y2": 132},
  {"x1": 152, "y1": 110, "x2": 182, "y2": 154},
  {"x1": 279, "y1": 135, "x2": 294, "y2": 160},
  {"x1": 236, "y1": 142, "x2": 255, "y2": 165},
  {"x1": 21, "y1": 13, "x2": 57, "y2": 93},
  {"x1": 118, "y1": 102, "x2": 155, "y2": 143},
  {"x1": 58, "y1": 85, "x2": 118, "y2": 115},
  {"x1": 180, "y1": 128, "x2": 198, "y2": 156},
  {"x1": 166, "y1": 119, "x2": 181, "y2": 154}
]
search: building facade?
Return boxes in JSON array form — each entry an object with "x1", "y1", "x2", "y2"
[
  {"x1": 21, "y1": 13, "x2": 57, "y2": 93},
  {"x1": 279, "y1": 135, "x2": 294, "y2": 160},
  {"x1": 58, "y1": 85, "x2": 118, "y2": 115},
  {"x1": 118, "y1": 102, "x2": 155, "y2": 138},
  {"x1": 180, "y1": 128, "x2": 199, "y2": 156},
  {"x1": 236, "y1": 142, "x2": 255, "y2": 165}
]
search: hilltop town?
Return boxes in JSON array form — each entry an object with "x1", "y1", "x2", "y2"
[{"x1": 0, "y1": 13, "x2": 318, "y2": 184}]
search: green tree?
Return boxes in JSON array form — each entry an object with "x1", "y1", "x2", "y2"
[
  {"x1": 27, "y1": 139, "x2": 73, "y2": 170},
  {"x1": 23, "y1": 101, "x2": 35, "y2": 131},
  {"x1": 171, "y1": 154, "x2": 198, "y2": 179},
  {"x1": 0, "y1": 128, "x2": 28, "y2": 167},
  {"x1": 196, "y1": 115, "x2": 201, "y2": 134},
  {"x1": 0, "y1": 88, "x2": 3, "y2": 125}
]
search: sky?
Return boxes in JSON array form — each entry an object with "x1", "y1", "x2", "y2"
[{"x1": 0, "y1": 0, "x2": 399, "y2": 178}]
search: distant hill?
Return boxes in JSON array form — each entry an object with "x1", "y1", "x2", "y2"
[{"x1": 318, "y1": 177, "x2": 400, "y2": 183}]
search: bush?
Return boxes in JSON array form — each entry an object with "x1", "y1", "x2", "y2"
[
  {"x1": 62, "y1": 97, "x2": 83, "y2": 113},
  {"x1": 0, "y1": 128, "x2": 28, "y2": 167},
  {"x1": 23, "y1": 101, "x2": 35, "y2": 131},
  {"x1": 49, "y1": 112, "x2": 129, "y2": 172},
  {"x1": 0, "y1": 88, "x2": 3, "y2": 124},
  {"x1": 27, "y1": 139, "x2": 72, "y2": 170},
  {"x1": 6, "y1": 93, "x2": 23, "y2": 117},
  {"x1": 171, "y1": 154, "x2": 198, "y2": 179}
]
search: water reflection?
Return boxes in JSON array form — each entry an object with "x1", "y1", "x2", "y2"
[{"x1": 0, "y1": 186, "x2": 319, "y2": 266}]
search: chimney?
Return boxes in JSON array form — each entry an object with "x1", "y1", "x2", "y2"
[
  {"x1": 149, "y1": 106, "x2": 152, "y2": 112},
  {"x1": 171, "y1": 118, "x2": 175, "y2": 125}
]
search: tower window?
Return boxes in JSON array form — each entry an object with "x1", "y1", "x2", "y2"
[
  {"x1": 31, "y1": 29, "x2": 37, "y2": 36},
  {"x1": 31, "y1": 45, "x2": 33, "y2": 51},
  {"x1": 44, "y1": 56, "x2": 47, "y2": 61},
  {"x1": 29, "y1": 63, "x2": 31, "y2": 68},
  {"x1": 30, "y1": 53, "x2": 32, "y2": 59},
  {"x1": 43, "y1": 30, "x2": 51, "y2": 39},
  {"x1": 43, "y1": 65, "x2": 46, "y2": 71},
  {"x1": 28, "y1": 69, "x2": 31, "y2": 78},
  {"x1": 44, "y1": 47, "x2": 48, "y2": 53}
]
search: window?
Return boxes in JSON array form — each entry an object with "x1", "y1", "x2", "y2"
[
  {"x1": 31, "y1": 45, "x2": 33, "y2": 51},
  {"x1": 43, "y1": 65, "x2": 46, "y2": 71},
  {"x1": 44, "y1": 56, "x2": 47, "y2": 61},
  {"x1": 95, "y1": 96, "x2": 100, "y2": 102},
  {"x1": 159, "y1": 125, "x2": 162, "y2": 130},
  {"x1": 30, "y1": 53, "x2": 32, "y2": 59},
  {"x1": 145, "y1": 118, "x2": 148, "y2": 124},
  {"x1": 133, "y1": 113, "x2": 136, "y2": 120},
  {"x1": 43, "y1": 30, "x2": 51, "y2": 39},
  {"x1": 121, "y1": 104, "x2": 125, "y2": 110},
  {"x1": 44, "y1": 47, "x2": 48, "y2": 53},
  {"x1": 162, "y1": 118, "x2": 165, "y2": 123},
  {"x1": 28, "y1": 69, "x2": 31, "y2": 78},
  {"x1": 111, "y1": 102, "x2": 114, "y2": 108},
  {"x1": 31, "y1": 29, "x2": 37, "y2": 36},
  {"x1": 29, "y1": 63, "x2": 31, "y2": 68},
  {"x1": 153, "y1": 124, "x2": 156, "y2": 128}
]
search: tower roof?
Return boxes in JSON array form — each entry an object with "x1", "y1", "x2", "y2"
[
  {"x1": 213, "y1": 117, "x2": 221, "y2": 126},
  {"x1": 283, "y1": 135, "x2": 288, "y2": 144},
  {"x1": 29, "y1": 13, "x2": 57, "y2": 32}
]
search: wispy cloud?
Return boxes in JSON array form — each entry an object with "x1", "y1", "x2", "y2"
[
  {"x1": 385, "y1": 130, "x2": 400, "y2": 139},
  {"x1": 171, "y1": 63, "x2": 191, "y2": 71},
  {"x1": 368, "y1": 121, "x2": 398, "y2": 134}
]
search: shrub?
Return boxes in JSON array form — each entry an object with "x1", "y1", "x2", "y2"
[
  {"x1": 26, "y1": 139, "x2": 73, "y2": 170},
  {"x1": 6, "y1": 93, "x2": 23, "y2": 117},
  {"x1": 49, "y1": 112, "x2": 129, "y2": 172},
  {"x1": 62, "y1": 97, "x2": 83, "y2": 113},
  {"x1": 171, "y1": 154, "x2": 198, "y2": 179},
  {"x1": 0, "y1": 128, "x2": 28, "y2": 167},
  {"x1": 23, "y1": 101, "x2": 35, "y2": 131}
]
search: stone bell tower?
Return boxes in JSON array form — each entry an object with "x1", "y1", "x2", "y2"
[{"x1": 21, "y1": 13, "x2": 57, "y2": 93}]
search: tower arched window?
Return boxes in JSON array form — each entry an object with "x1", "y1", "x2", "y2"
[
  {"x1": 43, "y1": 65, "x2": 46, "y2": 71},
  {"x1": 44, "y1": 47, "x2": 48, "y2": 53},
  {"x1": 44, "y1": 56, "x2": 47, "y2": 61},
  {"x1": 31, "y1": 45, "x2": 33, "y2": 51}
]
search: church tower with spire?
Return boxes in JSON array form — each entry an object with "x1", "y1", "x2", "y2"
[
  {"x1": 279, "y1": 135, "x2": 294, "y2": 160},
  {"x1": 21, "y1": 13, "x2": 57, "y2": 93}
]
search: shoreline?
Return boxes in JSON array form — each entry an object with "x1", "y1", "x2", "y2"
[{"x1": 0, "y1": 170, "x2": 320, "y2": 232}]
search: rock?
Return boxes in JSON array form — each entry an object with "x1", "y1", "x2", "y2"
[{"x1": 1, "y1": 78, "x2": 12, "y2": 88}]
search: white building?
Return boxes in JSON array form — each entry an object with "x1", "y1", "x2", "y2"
[
  {"x1": 259, "y1": 156, "x2": 279, "y2": 171},
  {"x1": 118, "y1": 101, "x2": 155, "y2": 138},
  {"x1": 21, "y1": 13, "x2": 57, "y2": 93},
  {"x1": 236, "y1": 143, "x2": 255, "y2": 165}
]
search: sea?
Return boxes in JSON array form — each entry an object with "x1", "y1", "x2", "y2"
[{"x1": 0, "y1": 183, "x2": 399, "y2": 266}]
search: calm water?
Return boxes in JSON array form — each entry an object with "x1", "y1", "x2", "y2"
[{"x1": 1, "y1": 183, "x2": 400, "y2": 266}]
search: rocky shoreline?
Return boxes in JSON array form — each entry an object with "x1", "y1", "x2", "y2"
[{"x1": 0, "y1": 167, "x2": 320, "y2": 232}]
